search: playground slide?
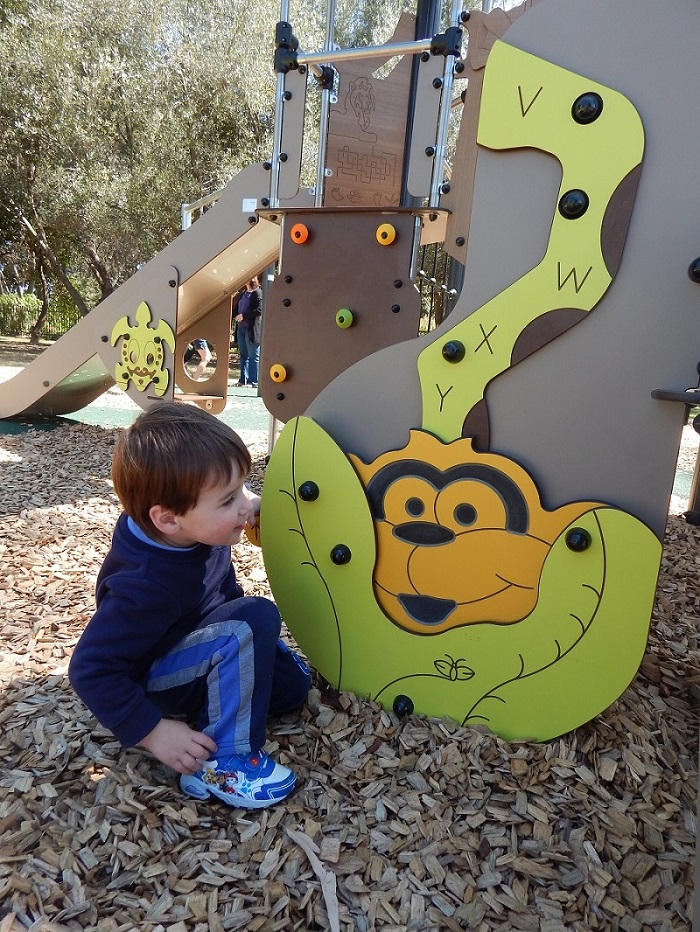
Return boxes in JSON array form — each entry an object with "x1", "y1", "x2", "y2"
[{"x1": 0, "y1": 164, "x2": 281, "y2": 419}]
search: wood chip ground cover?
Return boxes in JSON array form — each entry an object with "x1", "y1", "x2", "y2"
[{"x1": 0, "y1": 422, "x2": 697, "y2": 931}]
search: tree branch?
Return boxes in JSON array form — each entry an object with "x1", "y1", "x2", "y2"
[{"x1": 19, "y1": 214, "x2": 91, "y2": 318}]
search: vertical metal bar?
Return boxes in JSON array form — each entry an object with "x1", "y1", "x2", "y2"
[
  {"x1": 266, "y1": 0, "x2": 291, "y2": 457},
  {"x1": 429, "y1": 0, "x2": 463, "y2": 208},
  {"x1": 314, "y1": 0, "x2": 336, "y2": 207},
  {"x1": 270, "y1": 0, "x2": 292, "y2": 209},
  {"x1": 406, "y1": 1, "x2": 441, "y2": 309},
  {"x1": 409, "y1": 216, "x2": 422, "y2": 283},
  {"x1": 401, "y1": 0, "x2": 441, "y2": 207},
  {"x1": 684, "y1": 440, "x2": 700, "y2": 523}
]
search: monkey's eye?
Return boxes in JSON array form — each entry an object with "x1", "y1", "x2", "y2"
[
  {"x1": 437, "y1": 479, "x2": 507, "y2": 531},
  {"x1": 405, "y1": 497, "x2": 425, "y2": 518},
  {"x1": 454, "y1": 503, "x2": 477, "y2": 527},
  {"x1": 380, "y1": 477, "x2": 437, "y2": 525}
]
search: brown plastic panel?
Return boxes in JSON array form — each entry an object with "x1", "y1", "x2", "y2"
[
  {"x1": 325, "y1": 13, "x2": 415, "y2": 208},
  {"x1": 260, "y1": 209, "x2": 421, "y2": 422}
]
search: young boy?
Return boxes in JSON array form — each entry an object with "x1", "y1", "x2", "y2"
[{"x1": 69, "y1": 401, "x2": 310, "y2": 809}]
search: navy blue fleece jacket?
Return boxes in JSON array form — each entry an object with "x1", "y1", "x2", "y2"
[{"x1": 68, "y1": 512, "x2": 244, "y2": 748}]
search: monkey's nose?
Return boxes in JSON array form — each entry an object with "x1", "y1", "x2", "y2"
[{"x1": 393, "y1": 522, "x2": 455, "y2": 545}]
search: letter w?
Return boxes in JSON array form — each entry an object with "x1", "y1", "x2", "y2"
[{"x1": 557, "y1": 262, "x2": 593, "y2": 293}]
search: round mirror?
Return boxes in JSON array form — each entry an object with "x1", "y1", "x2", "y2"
[{"x1": 184, "y1": 339, "x2": 217, "y2": 382}]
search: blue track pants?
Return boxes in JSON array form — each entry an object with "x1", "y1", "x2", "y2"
[{"x1": 144, "y1": 597, "x2": 310, "y2": 758}]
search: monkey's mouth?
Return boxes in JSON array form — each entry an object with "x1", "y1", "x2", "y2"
[{"x1": 398, "y1": 594, "x2": 457, "y2": 625}]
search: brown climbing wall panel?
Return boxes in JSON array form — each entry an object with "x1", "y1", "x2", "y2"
[{"x1": 260, "y1": 209, "x2": 421, "y2": 422}]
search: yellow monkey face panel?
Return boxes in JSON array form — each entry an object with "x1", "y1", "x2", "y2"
[
  {"x1": 110, "y1": 301, "x2": 175, "y2": 395},
  {"x1": 351, "y1": 430, "x2": 600, "y2": 634}
]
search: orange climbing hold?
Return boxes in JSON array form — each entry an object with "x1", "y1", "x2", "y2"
[{"x1": 290, "y1": 223, "x2": 309, "y2": 244}]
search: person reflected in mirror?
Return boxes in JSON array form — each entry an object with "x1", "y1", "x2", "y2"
[{"x1": 190, "y1": 338, "x2": 213, "y2": 381}]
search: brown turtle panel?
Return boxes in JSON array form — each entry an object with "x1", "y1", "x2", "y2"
[
  {"x1": 325, "y1": 13, "x2": 415, "y2": 208},
  {"x1": 260, "y1": 209, "x2": 421, "y2": 422}
]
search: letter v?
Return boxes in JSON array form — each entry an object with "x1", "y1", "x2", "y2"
[{"x1": 518, "y1": 85, "x2": 543, "y2": 116}]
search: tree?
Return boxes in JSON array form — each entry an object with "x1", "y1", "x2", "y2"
[
  {"x1": 0, "y1": 0, "x2": 279, "y2": 337},
  {"x1": 0, "y1": 0, "x2": 459, "y2": 340}
]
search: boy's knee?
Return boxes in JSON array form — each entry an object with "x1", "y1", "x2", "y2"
[
  {"x1": 268, "y1": 641, "x2": 311, "y2": 717},
  {"x1": 248, "y1": 597, "x2": 282, "y2": 642}
]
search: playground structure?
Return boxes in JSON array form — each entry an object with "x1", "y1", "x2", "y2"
[
  {"x1": 0, "y1": 164, "x2": 295, "y2": 419},
  {"x1": 3, "y1": 0, "x2": 700, "y2": 742},
  {"x1": 259, "y1": 0, "x2": 700, "y2": 742}
]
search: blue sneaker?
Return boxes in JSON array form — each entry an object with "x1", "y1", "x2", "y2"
[{"x1": 179, "y1": 751, "x2": 295, "y2": 809}]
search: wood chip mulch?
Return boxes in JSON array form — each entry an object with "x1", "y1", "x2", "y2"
[{"x1": 0, "y1": 421, "x2": 697, "y2": 931}]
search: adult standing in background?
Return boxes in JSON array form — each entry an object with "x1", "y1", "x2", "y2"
[{"x1": 234, "y1": 277, "x2": 262, "y2": 387}]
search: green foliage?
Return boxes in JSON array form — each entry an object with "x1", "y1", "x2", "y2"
[
  {"x1": 0, "y1": 0, "x2": 469, "y2": 316},
  {"x1": 0, "y1": 294, "x2": 41, "y2": 336},
  {"x1": 0, "y1": 0, "x2": 279, "y2": 298}
]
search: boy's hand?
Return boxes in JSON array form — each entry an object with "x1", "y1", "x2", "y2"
[
  {"x1": 243, "y1": 486, "x2": 261, "y2": 522},
  {"x1": 138, "y1": 719, "x2": 217, "y2": 774},
  {"x1": 244, "y1": 486, "x2": 262, "y2": 546}
]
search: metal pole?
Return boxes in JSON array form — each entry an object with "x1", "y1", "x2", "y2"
[
  {"x1": 401, "y1": 0, "x2": 441, "y2": 208},
  {"x1": 684, "y1": 436, "x2": 700, "y2": 524},
  {"x1": 270, "y1": 0, "x2": 292, "y2": 209},
  {"x1": 404, "y1": 0, "x2": 442, "y2": 284},
  {"x1": 267, "y1": 0, "x2": 292, "y2": 456},
  {"x1": 180, "y1": 190, "x2": 223, "y2": 230},
  {"x1": 429, "y1": 0, "x2": 463, "y2": 208},
  {"x1": 298, "y1": 37, "x2": 433, "y2": 70},
  {"x1": 314, "y1": 0, "x2": 336, "y2": 207}
]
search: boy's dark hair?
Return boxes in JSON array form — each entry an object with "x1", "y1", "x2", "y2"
[{"x1": 112, "y1": 402, "x2": 251, "y2": 537}]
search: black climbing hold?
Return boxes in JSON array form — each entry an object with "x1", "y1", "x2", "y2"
[
  {"x1": 442, "y1": 340, "x2": 466, "y2": 363},
  {"x1": 572, "y1": 92, "x2": 604, "y2": 124},
  {"x1": 558, "y1": 189, "x2": 589, "y2": 219},
  {"x1": 298, "y1": 481, "x2": 319, "y2": 501},
  {"x1": 330, "y1": 544, "x2": 351, "y2": 565},
  {"x1": 393, "y1": 694, "x2": 414, "y2": 717},
  {"x1": 688, "y1": 258, "x2": 700, "y2": 283},
  {"x1": 566, "y1": 527, "x2": 591, "y2": 551}
]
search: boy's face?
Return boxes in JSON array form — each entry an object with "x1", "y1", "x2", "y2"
[{"x1": 171, "y1": 462, "x2": 253, "y2": 548}]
